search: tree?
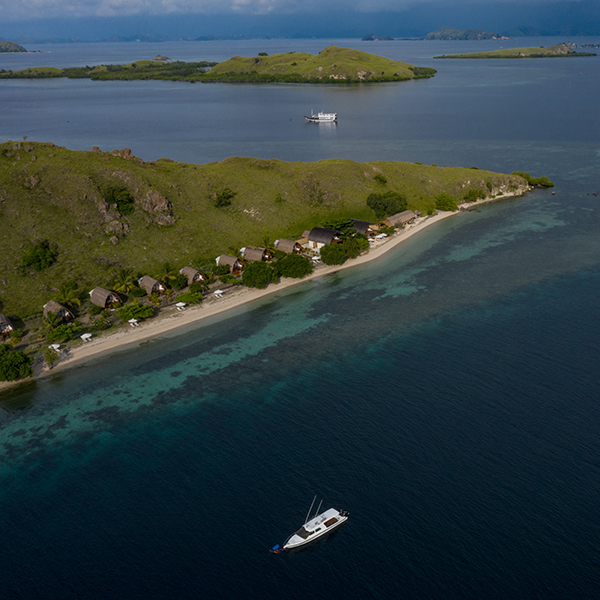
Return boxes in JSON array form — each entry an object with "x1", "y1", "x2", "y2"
[
  {"x1": 43, "y1": 311, "x2": 62, "y2": 331},
  {"x1": 0, "y1": 344, "x2": 33, "y2": 381},
  {"x1": 102, "y1": 185, "x2": 135, "y2": 215},
  {"x1": 116, "y1": 301, "x2": 155, "y2": 322},
  {"x1": 213, "y1": 187, "x2": 236, "y2": 208},
  {"x1": 435, "y1": 192, "x2": 458, "y2": 211},
  {"x1": 113, "y1": 268, "x2": 137, "y2": 294},
  {"x1": 275, "y1": 254, "x2": 313, "y2": 278},
  {"x1": 155, "y1": 262, "x2": 178, "y2": 287},
  {"x1": 21, "y1": 240, "x2": 58, "y2": 272},
  {"x1": 320, "y1": 244, "x2": 346, "y2": 265},
  {"x1": 54, "y1": 282, "x2": 81, "y2": 308},
  {"x1": 366, "y1": 190, "x2": 407, "y2": 219},
  {"x1": 242, "y1": 262, "x2": 278, "y2": 289}
]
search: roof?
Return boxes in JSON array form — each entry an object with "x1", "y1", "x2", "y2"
[
  {"x1": 0, "y1": 313, "x2": 13, "y2": 331},
  {"x1": 180, "y1": 266, "x2": 205, "y2": 284},
  {"x1": 217, "y1": 254, "x2": 241, "y2": 268},
  {"x1": 89, "y1": 287, "x2": 121, "y2": 307},
  {"x1": 385, "y1": 210, "x2": 416, "y2": 226},
  {"x1": 243, "y1": 246, "x2": 268, "y2": 262},
  {"x1": 349, "y1": 219, "x2": 371, "y2": 235},
  {"x1": 277, "y1": 239, "x2": 300, "y2": 254},
  {"x1": 138, "y1": 275, "x2": 164, "y2": 294},
  {"x1": 308, "y1": 227, "x2": 338, "y2": 245},
  {"x1": 43, "y1": 300, "x2": 74, "y2": 320}
]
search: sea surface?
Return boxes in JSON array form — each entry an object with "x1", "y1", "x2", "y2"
[{"x1": 1, "y1": 38, "x2": 600, "y2": 599}]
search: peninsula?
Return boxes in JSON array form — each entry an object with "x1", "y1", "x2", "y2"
[
  {"x1": 0, "y1": 40, "x2": 27, "y2": 53},
  {"x1": 435, "y1": 43, "x2": 596, "y2": 59},
  {"x1": 0, "y1": 141, "x2": 548, "y2": 387},
  {"x1": 0, "y1": 46, "x2": 436, "y2": 83}
]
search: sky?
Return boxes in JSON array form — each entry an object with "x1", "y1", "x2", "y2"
[{"x1": 1, "y1": 0, "x2": 599, "y2": 38}]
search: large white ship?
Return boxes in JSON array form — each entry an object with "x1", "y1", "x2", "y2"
[
  {"x1": 282, "y1": 498, "x2": 349, "y2": 550},
  {"x1": 303, "y1": 111, "x2": 338, "y2": 123}
]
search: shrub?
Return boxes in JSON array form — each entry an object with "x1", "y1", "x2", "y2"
[
  {"x1": 258, "y1": 52, "x2": 268, "y2": 56},
  {"x1": 320, "y1": 244, "x2": 346, "y2": 265},
  {"x1": 117, "y1": 301, "x2": 155, "y2": 321},
  {"x1": 512, "y1": 171, "x2": 554, "y2": 188},
  {"x1": 46, "y1": 323, "x2": 81, "y2": 344},
  {"x1": 213, "y1": 187, "x2": 236, "y2": 208},
  {"x1": 171, "y1": 273, "x2": 189, "y2": 291},
  {"x1": 129, "y1": 286, "x2": 146, "y2": 297},
  {"x1": 21, "y1": 240, "x2": 58, "y2": 272},
  {"x1": 43, "y1": 347, "x2": 59, "y2": 369},
  {"x1": 373, "y1": 173, "x2": 387, "y2": 184},
  {"x1": 175, "y1": 291, "x2": 203, "y2": 304},
  {"x1": 378, "y1": 225, "x2": 396, "y2": 236},
  {"x1": 275, "y1": 254, "x2": 313, "y2": 278},
  {"x1": 213, "y1": 264, "x2": 230, "y2": 276},
  {"x1": 189, "y1": 282, "x2": 205, "y2": 293},
  {"x1": 10, "y1": 328, "x2": 25, "y2": 344},
  {"x1": 102, "y1": 185, "x2": 135, "y2": 215},
  {"x1": 435, "y1": 193, "x2": 458, "y2": 212},
  {"x1": 88, "y1": 304, "x2": 103, "y2": 316},
  {"x1": 242, "y1": 262, "x2": 278, "y2": 289},
  {"x1": 274, "y1": 193, "x2": 285, "y2": 204},
  {"x1": 219, "y1": 274, "x2": 243, "y2": 285},
  {"x1": 463, "y1": 188, "x2": 487, "y2": 202},
  {"x1": 367, "y1": 190, "x2": 407, "y2": 219},
  {"x1": 0, "y1": 344, "x2": 33, "y2": 381},
  {"x1": 486, "y1": 182, "x2": 493, "y2": 192}
]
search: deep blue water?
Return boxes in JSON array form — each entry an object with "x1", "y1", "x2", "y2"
[{"x1": 1, "y1": 39, "x2": 600, "y2": 599}]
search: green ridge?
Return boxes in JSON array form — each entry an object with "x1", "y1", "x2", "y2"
[{"x1": 435, "y1": 43, "x2": 597, "y2": 59}]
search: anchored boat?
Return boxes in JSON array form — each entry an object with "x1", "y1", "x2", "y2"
[
  {"x1": 282, "y1": 496, "x2": 349, "y2": 550},
  {"x1": 302, "y1": 111, "x2": 338, "y2": 123}
]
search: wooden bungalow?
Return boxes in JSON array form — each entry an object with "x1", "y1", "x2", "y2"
[
  {"x1": 43, "y1": 300, "x2": 74, "y2": 322},
  {"x1": 89, "y1": 287, "x2": 122, "y2": 308},
  {"x1": 0, "y1": 314, "x2": 14, "y2": 338},
  {"x1": 216, "y1": 254, "x2": 244, "y2": 274},
  {"x1": 138, "y1": 276, "x2": 166, "y2": 295},
  {"x1": 275, "y1": 239, "x2": 302, "y2": 254},
  {"x1": 303, "y1": 227, "x2": 340, "y2": 252},
  {"x1": 349, "y1": 219, "x2": 374, "y2": 236},
  {"x1": 179, "y1": 266, "x2": 207, "y2": 286},
  {"x1": 242, "y1": 246, "x2": 273, "y2": 262},
  {"x1": 380, "y1": 210, "x2": 417, "y2": 228}
]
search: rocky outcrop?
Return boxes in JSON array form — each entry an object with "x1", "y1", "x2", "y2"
[{"x1": 140, "y1": 190, "x2": 176, "y2": 226}]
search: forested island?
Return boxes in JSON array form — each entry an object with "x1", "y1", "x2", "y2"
[
  {"x1": 435, "y1": 43, "x2": 597, "y2": 59},
  {"x1": 0, "y1": 46, "x2": 436, "y2": 83}
]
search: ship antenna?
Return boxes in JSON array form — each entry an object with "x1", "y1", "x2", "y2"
[
  {"x1": 305, "y1": 495, "x2": 317, "y2": 524},
  {"x1": 315, "y1": 499, "x2": 323, "y2": 518}
]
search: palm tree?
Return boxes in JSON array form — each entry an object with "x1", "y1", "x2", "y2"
[
  {"x1": 262, "y1": 235, "x2": 277, "y2": 253},
  {"x1": 155, "y1": 262, "x2": 178, "y2": 287},
  {"x1": 43, "y1": 311, "x2": 61, "y2": 331},
  {"x1": 113, "y1": 268, "x2": 137, "y2": 294},
  {"x1": 54, "y1": 283, "x2": 81, "y2": 308}
]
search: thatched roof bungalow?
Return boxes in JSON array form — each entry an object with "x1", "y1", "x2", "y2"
[
  {"x1": 303, "y1": 227, "x2": 340, "y2": 251},
  {"x1": 43, "y1": 300, "x2": 74, "y2": 322},
  {"x1": 242, "y1": 246, "x2": 273, "y2": 262},
  {"x1": 89, "y1": 287, "x2": 122, "y2": 308},
  {"x1": 0, "y1": 314, "x2": 14, "y2": 337},
  {"x1": 180, "y1": 267, "x2": 207, "y2": 286},
  {"x1": 138, "y1": 276, "x2": 166, "y2": 295},
  {"x1": 216, "y1": 254, "x2": 243, "y2": 273},
  {"x1": 381, "y1": 210, "x2": 416, "y2": 228},
  {"x1": 275, "y1": 239, "x2": 302, "y2": 254},
  {"x1": 349, "y1": 219, "x2": 373, "y2": 236}
]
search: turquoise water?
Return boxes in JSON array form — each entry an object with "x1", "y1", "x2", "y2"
[{"x1": 1, "y1": 39, "x2": 600, "y2": 599}]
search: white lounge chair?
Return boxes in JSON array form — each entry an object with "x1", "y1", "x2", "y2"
[
  {"x1": 176, "y1": 302, "x2": 187, "y2": 311},
  {"x1": 129, "y1": 318, "x2": 139, "y2": 328},
  {"x1": 81, "y1": 333, "x2": 92, "y2": 342}
]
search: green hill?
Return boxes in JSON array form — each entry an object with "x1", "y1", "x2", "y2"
[
  {"x1": 424, "y1": 27, "x2": 504, "y2": 41},
  {"x1": 435, "y1": 43, "x2": 596, "y2": 59},
  {"x1": 0, "y1": 40, "x2": 27, "y2": 53},
  {"x1": 0, "y1": 141, "x2": 528, "y2": 318}
]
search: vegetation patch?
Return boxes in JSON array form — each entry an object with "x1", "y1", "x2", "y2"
[
  {"x1": 0, "y1": 344, "x2": 32, "y2": 381},
  {"x1": 435, "y1": 44, "x2": 596, "y2": 59},
  {"x1": 21, "y1": 240, "x2": 58, "y2": 273}
]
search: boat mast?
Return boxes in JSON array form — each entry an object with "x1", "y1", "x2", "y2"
[
  {"x1": 315, "y1": 499, "x2": 323, "y2": 518},
  {"x1": 305, "y1": 495, "x2": 317, "y2": 524}
]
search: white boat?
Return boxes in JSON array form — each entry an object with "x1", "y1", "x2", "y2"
[
  {"x1": 283, "y1": 497, "x2": 349, "y2": 550},
  {"x1": 303, "y1": 111, "x2": 338, "y2": 123}
]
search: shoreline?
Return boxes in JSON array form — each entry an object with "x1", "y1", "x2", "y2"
[{"x1": 0, "y1": 191, "x2": 526, "y2": 394}]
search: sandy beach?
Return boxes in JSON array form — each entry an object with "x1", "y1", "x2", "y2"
[{"x1": 0, "y1": 191, "x2": 526, "y2": 392}]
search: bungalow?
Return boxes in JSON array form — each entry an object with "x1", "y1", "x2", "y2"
[
  {"x1": 380, "y1": 210, "x2": 417, "y2": 228},
  {"x1": 89, "y1": 287, "x2": 122, "y2": 308},
  {"x1": 303, "y1": 227, "x2": 340, "y2": 252},
  {"x1": 138, "y1": 276, "x2": 166, "y2": 295},
  {"x1": 43, "y1": 300, "x2": 74, "y2": 322},
  {"x1": 216, "y1": 254, "x2": 244, "y2": 274},
  {"x1": 275, "y1": 239, "x2": 302, "y2": 254},
  {"x1": 241, "y1": 246, "x2": 273, "y2": 262},
  {"x1": 0, "y1": 314, "x2": 14, "y2": 338},
  {"x1": 349, "y1": 219, "x2": 374, "y2": 236},
  {"x1": 179, "y1": 266, "x2": 207, "y2": 286}
]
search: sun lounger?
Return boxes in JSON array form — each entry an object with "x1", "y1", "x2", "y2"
[
  {"x1": 176, "y1": 302, "x2": 187, "y2": 311},
  {"x1": 129, "y1": 318, "x2": 139, "y2": 327},
  {"x1": 81, "y1": 333, "x2": 92, "y2": 342}
]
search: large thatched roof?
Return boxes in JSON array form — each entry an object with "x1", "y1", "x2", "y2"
[
  {"x1": 89, "y1": 287, "x2": 121, "y2": 308},
  {"x1": 43, "y1": 300, "x2": 74, "y2": 321},
  {"x1": 138, "y1": 276, "x2": 165, "y2": 295},
  {"x1": 0, "y1": 313, "x2": 14, "y2": 334},
  {"x1": 180, "y1": 266, "x2": 206, "y2": 285},
  {"x1": 349, "y1": 219, "x2": 371, "y2": 235},
  {"x1": 217, "y1": 254, "x2": 242, "y2": 269},
  {"x1": 308, "y1": 227, "x2": 338, "y2": 245},
  {"x1": 243, "y1": 246, "x2": 270, "y2": 262},
  {"x1": 383, "y1": 210, "x2": 416, "y2": 227},
  {"x1": 276, "y1": 239, "x2": 301, "y2": 254}
]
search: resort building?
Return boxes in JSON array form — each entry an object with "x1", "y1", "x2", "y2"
[
  {"x1": 43, "y1": 301, "x2": 74, "y2": 322},
  {"x1": 138, "y1": 276, "x2": 166, "y2": 295},
  {"x1": 180, "y1": 267, "x2": 207, "y2": 286},
  {"x1": 89, "y1": 287, "x2": 122, "y2": 309}
]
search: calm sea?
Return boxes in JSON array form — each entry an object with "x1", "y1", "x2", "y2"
[{"x1": 1, "y1": 38, "x2": 600, "y2": 599}]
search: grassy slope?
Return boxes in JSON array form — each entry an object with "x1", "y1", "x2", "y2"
[
  {"x1": 0, "y1": 141, "x2": 527, "y2": 318},
  {"x1": 435, "y1": 45, "x2": 597, "y2": 59}
]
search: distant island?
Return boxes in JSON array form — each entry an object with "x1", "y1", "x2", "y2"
[
  {"x1": 0, "y1": 40, "x2": 27, "y2": 53},
  {"x1": 362, "y1": 34, "x2": 394, "y2": 41},
  {"x1": 0, "y1": 46, "x2": 437, "y2": 83},
  {"x1": 423, "y1": 27, "x2": 509, "y2": 41},
  {"x1": 435, "y1": 43, "x2": 597, "y2": 59}
]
